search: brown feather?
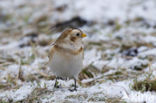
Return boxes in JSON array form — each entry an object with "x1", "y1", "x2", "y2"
[
  {"x1": 48, "y1": 47, "x2": 55, "y2": 61},
  {"x1": 56, "y1": 28, "x2": 73, "y2": 43},
  {"x1": 48, "y1": 28, "x2": 84, "y2": 62},
  {"x1": 70, "y1": 36, "x2": 77, "y2": 42},
  {"x1": 54, "y1": 45, "x2": 83, "y2": 55}
]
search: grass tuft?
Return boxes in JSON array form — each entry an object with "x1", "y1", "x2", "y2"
[{"x1": 132, "y1": 79, "x2": 156, "y2": 92}]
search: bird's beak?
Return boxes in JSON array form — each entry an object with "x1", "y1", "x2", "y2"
[{"x1": 82, "y1": 33, "x2": 87, "y2": 38}]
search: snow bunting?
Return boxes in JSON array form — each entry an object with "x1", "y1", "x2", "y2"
[{"x1": 48, "y1": 28, "x2": 86, "y2": 91}]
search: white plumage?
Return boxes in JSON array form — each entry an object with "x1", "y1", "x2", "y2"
[
  {"x1": 48, "y1": 28, "x2": 86, "y2": 91},
  {"x1": 48, "y1": 46, "x2": 83, "y2": 79}
]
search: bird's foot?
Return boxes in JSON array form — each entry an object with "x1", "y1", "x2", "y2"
[
  {"x1": 54, "y1": 81, "x2": 61, "y2": 88},
  {"x1": 54, "y1": 85, "x2": 61, "y2": 88},
  {"x1": 69, "y1": 87, "x2": 77, "y2": 92}
]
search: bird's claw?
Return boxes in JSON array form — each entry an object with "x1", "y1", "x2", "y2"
[
  {"x1": 69, "y1": 88, "x2": 77, "y2": 92},
  {"x1": 54, "y1": 85, "x2": 61, "y2": 88}
]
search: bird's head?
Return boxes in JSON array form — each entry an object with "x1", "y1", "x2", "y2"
[{"x1": 56, "y1": 28, "x2": 86, "y2": 45}]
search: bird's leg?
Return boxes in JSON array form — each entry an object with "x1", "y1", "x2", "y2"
[
  {"x1": 74, "y1": 78, "x2": 77, "y2": 91},
  {"x1": 54, "y1": 77, "x2": 57, "y2": 88},
  {"x1": 69, "y1": 78, "x2": 77, "y2": 91},
  {"x1": 54, "y1": 77, "x2": 60, "y2": 88}
]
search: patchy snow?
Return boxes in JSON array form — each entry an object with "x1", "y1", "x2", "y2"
[
  {"x1": 143, "y1": 36, "x2": 156, "y2": 45},
  {"x1": 123, "y1": 91, "x2": 156, "y2": 103},
  {"x1": 139, "y1": 48, "x2": 156, "y2": 58},
  {"x1": 0, "y1": 42, "x2": 19, "y2": 50},
  {"x1": 0, "y1": 0, "x2": 156, "y2": 102},
  {"x1": 0, "y1": 82, "x2": 37, "y2": 102},
  {"x1": 51, "y1": 0, "x2": 156, "y2": 23},
  {"x1": 83, "y1": 49, "x2": 101, "y2": 67}
]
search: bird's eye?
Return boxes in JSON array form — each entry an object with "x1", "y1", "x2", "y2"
[{"x1": 76, "y1": 33, "x2": 80, "y2": 36}]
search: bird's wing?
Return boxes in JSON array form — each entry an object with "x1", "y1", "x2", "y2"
[{"x1": 48, "y1": 45, "x2": 55, "y2": 62}]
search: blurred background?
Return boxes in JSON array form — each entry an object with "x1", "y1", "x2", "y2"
[{"x1": 0, "y1": 0, "x2": 156, "y2": 102}]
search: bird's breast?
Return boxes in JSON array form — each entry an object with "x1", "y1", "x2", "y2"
[{"x1": 49, "y1": 50, "x2": 83, "y2": 78}]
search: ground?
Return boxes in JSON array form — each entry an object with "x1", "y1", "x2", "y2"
[{"x1": 0, "y1": 0, "x2": 156, "y2": 103}]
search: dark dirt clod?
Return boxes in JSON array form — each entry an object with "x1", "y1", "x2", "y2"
[
  {"x1": 122, "y1": 48, "x2": 138, "y2": 57},
  {"x1": 50, "y1": 16, "x2": 89, "y2": 32}
]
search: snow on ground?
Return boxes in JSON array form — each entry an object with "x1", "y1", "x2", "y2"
[{"x1": 0, "y1": 0, "x2": 156, "y2": 103}]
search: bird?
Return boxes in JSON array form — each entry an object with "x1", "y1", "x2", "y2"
[{"x1": 48, "y1": 28, "x2": 86, "y2": 91}]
